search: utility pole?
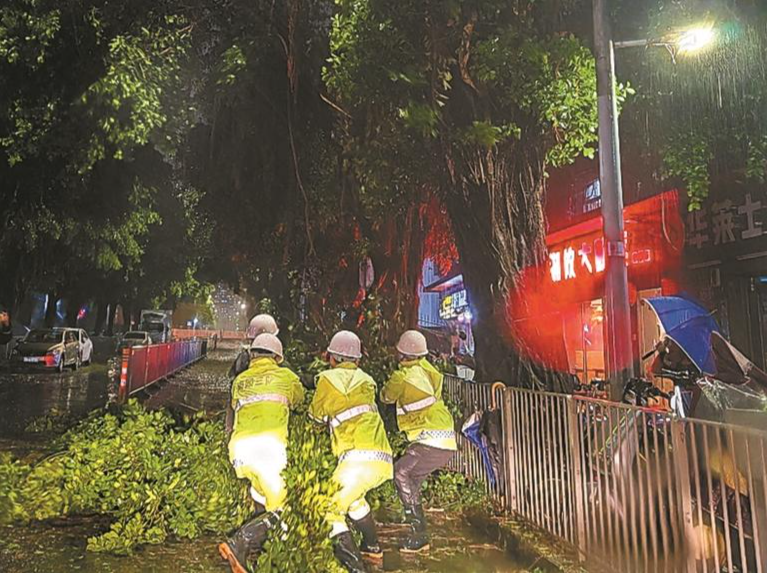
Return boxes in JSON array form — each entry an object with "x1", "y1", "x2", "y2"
[{"x1": 593, "y1": 0, "x2": 635, "y2": 399}]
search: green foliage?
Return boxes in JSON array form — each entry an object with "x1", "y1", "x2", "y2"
[
  {"x1": 0, "y1": 0, "x2": 210, "y2": 317},
  {"x1": 471, "y1": 31, "x2": 601, "y2": 166},
  {"x1": 0, "y1": 0, "x2": 60, "y2": 67},
  {"x1": 662, "y1": 130, "x2": 714, "y2": 211},
  {"x1": 255, "y1": 399, "x2": 342, "y2": 573},
  {"x1": 462, "y1": 121, "x2": 514, "y2": 149},
  {"x1": 79, "y1": 15, "x2": 194, "y2": 170},
  {"x1": 1, "y1": 357, "x2": 490, "y2": 571},
  {"x1": 328, "y1": 3, "x2": 604, "y2": 177},
  {"x1": 218, "y1": 44, "x2": 248, "y2": 86},
  {"x1": 0, "y1": 452, "x2": 35, "y2": 523},
  {"x1": 0, "y1": 402, "x2": 252, "y2": 555},
  {"x1": 368, "y1": 462, "x2": 490, "y2": 517},
  {"x1": 399, "y1": 102, "x2": 439, "y2": 138},
  {"x1": 422, "y1": 471, "x2": 490, "y2": 513},
  {"x1": 23, "y1": 410, "x2": 75, "y2": 434}
]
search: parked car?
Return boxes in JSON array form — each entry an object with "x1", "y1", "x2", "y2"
[
  {"x1": 11, "y1": 328, "x2": 80, "y2": 372},
  {"x1": 66, "y1": 328, "x2": 93, "y2": 366},
  {"x1": 117, "y1": 331, "x2": 152, "y2": 352}
]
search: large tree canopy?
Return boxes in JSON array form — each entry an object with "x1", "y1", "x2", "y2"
[
  {"x1": 0, "y1": 0, "x2": 202, "y2": 323},
  {"x1": 1, "y1": 0, "x2": 763, "y2": 380},
  {"x1": 324, "y1": 0, "x2": 603, "y2": 380}
]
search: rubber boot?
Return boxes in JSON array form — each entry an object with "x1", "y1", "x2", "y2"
[
  {"x1": 399, "y1": 505, "x2": 429, "y2": 554},
  {"x1": 332, "y1": 531, "x2": 366, "y2": 573},
  {"x1": 218, "y1": 512, "x2": 277, "y2": 573},
  {"x1": 352, "y1": 512, "x2": 383, "y2": 560}
]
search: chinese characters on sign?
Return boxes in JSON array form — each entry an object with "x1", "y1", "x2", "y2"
[
  {"x1": 548, "y1": 235, "x2": 648, "y2": 283},
  {"x1": 439, "y1": 289, "x2": 469, "y2": 320},
  {"x1": 686, "y1": 193, "x2": 766, "y2": 249}
]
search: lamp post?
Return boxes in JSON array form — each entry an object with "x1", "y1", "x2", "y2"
[{"x1": 592, "y1": 0, "x2": 714, "y2": 399}]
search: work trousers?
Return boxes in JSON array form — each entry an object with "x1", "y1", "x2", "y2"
[
  {"x1": 229, "y1": 433, "x2": 288, "y2": 512},
  {"x1": 327, "y1": 458, "x2": 393, "y2": 537},
  {"x1": 394, "y1": 443, "x2": 455, "y2": 507}
]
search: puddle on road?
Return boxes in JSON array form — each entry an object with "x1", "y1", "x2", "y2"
[
  {"x1": 142, "y1": 347, "x2": 233, "y2": 414},
  {"x1": 0, "y1": 520, "x2": 228, "y2": 573},
  {"x1": 0, "y1": 344, "x2": 237, "y2": 438},
  {"x1": 0, "y1": 365, "x2": 109, "y2": 438}
]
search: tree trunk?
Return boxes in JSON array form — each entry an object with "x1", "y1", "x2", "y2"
[
  {"x1": 359, "y1": 203, "x2": 426, "y2": 343},
  {"x1": 106, "y1": 302, "x2": 116, "y2": 336},
  {"x1": 93, "y1": 300, "x2": 107, "y2": 335},
  {"x1": 442, "y1": 142, "x2": 548, "y2": 384},
  {"x1": 44, "y1": 292, "x2": 58, "y2": 328},
  {"x1": 65, "y1": 297, "x2": 81, "y2": 327}
]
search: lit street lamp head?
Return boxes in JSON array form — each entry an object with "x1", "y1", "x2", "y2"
[
  {"x1": 675, "y1": 25, "x2": 716, "y2": 53},
  {"x1": 614, "y1": 23, "x2": 717, "y2": 59}
]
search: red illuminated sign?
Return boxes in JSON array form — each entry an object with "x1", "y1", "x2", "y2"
[
  {"x1": 548, "y1": 233, "x2": 652, "y2": 284},
  {"x1": 523, "y1": 189, "x2": 685, "y2": 306}
]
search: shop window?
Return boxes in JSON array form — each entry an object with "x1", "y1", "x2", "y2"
[{"x1": 563, "y1": 299, "x2": 606, "y2": 384}]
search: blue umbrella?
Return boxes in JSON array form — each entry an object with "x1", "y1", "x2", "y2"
[
  {"x1": 461, "y1": 411, "x2": 497, "y2": 486},
  {"x1": 644, "y1": 294, "x2": 720, "y2": 374}
]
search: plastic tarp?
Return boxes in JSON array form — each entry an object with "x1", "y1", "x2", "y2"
[{"x1": 710, "y1": 331, "x2": 767, "y2": 389}]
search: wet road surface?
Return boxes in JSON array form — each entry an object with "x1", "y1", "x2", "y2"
[
  {"x1": 0, "y1": 342, "x2": 539, "y2": 572},
  {"x1": 0, "y1": 513, "x2": 530, "y2": 573},
  {"x1": 0, "y1": 363, "x2": 109, "y2": 438}
]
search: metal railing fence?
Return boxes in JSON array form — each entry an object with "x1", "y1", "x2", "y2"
[{"x1": 443, "y1": 374, "x2": 767, "y2": 572}]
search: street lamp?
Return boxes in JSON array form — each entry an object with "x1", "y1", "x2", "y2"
[
  {"x1": 592, "y1": 1, "x2": 715, "y2": 399},
  {"x1": 614, "y1": 24, "x2": 716, "y2": 59}
]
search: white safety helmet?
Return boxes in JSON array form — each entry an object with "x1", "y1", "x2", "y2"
[
  {"x1": 327, "y1": 330, "x2": 362, "y2": 360},
  {"x1": 247, "y1": 314, "x2": 279, "y2": 338},
  {"x1": 396, "y1": 329, "x2": 429, "y2": 357},
  {"x1": 250, "y1": 333, "x2": 284, "y2": 361}
]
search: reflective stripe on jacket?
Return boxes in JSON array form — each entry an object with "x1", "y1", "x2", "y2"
[
  {"x1": 309, "y1": 363, "x2": 392, "y2": 459},
  {"x1": 230, "y1": 357, "x2": 304, "y2": 445},
  {"x1": 381, "y1": 358, "x2": 457, "y2": 451}
]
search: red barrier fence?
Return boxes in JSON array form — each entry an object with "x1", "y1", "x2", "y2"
[
  {"x1": 172, "y1": 329, "x2": 246, "y2": 340},
  {"x1": 118, "y1": 339, "x2": 206, "y2": 403}
]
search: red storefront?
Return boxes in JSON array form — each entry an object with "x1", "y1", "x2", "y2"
[{"x1": 509, "y1": 189, "x2": 685, "y2": 382}]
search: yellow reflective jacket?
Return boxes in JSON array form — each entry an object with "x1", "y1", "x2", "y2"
[
  {"x1": 309, "y1": 363, "x2": 392, "y2": 458},
  {"x1": 381, "y1": 358, "x2": 457, "y2": 451},
  {"x1": 230, "y1": 357, "x2": 304, "y2": 444}
]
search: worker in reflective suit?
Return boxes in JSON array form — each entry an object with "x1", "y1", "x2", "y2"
[{"x1": 309, "y1": 330, "x2": 393, "y2": 572}]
